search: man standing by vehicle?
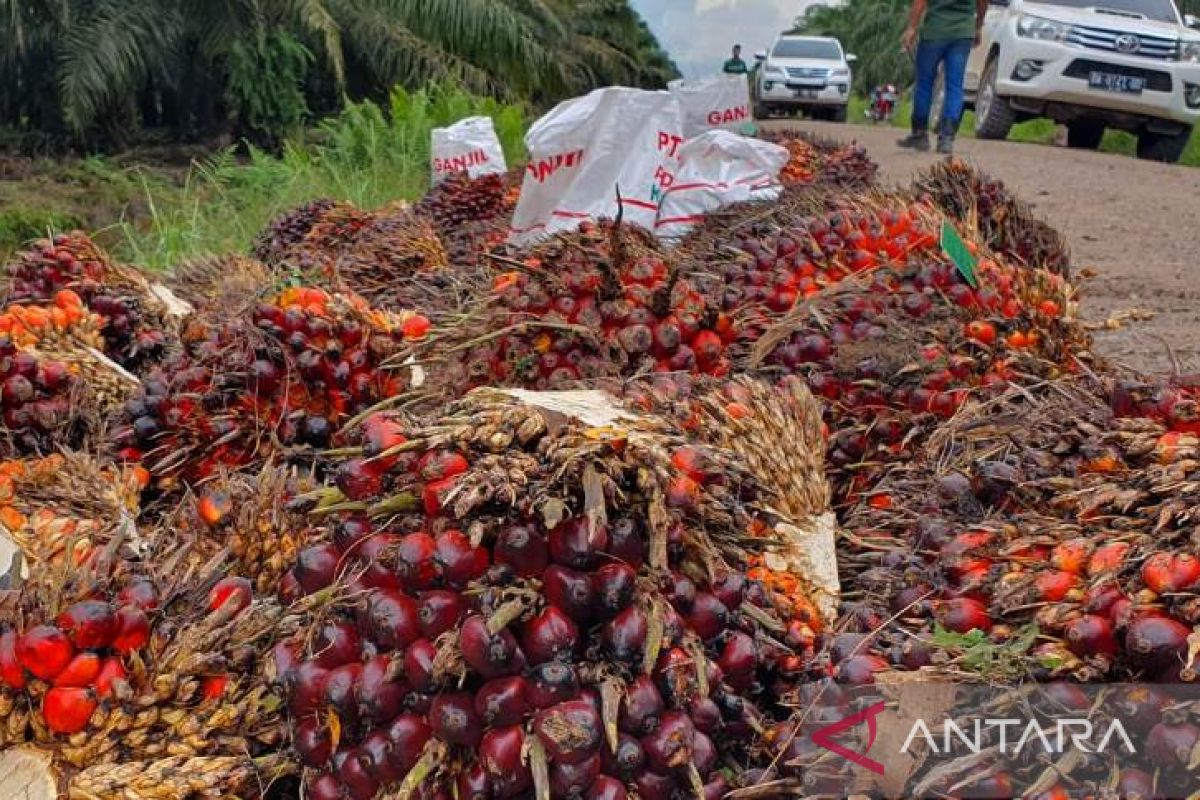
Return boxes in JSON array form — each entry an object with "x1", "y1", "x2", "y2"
[
  {"x1": 897, "y1": 0, "x2": 987, "y2": 154},
  {"x1": 723, "y1": 44, "x2": 748, "y2": 75}
]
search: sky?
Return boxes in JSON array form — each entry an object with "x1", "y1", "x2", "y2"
[{"x1": 631, "y1": 0, "x2": 811, "y2": 79}]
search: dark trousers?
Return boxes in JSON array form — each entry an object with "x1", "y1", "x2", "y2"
[{"x1": 913, "y1": 38, "x2": 973, "y2": 134}]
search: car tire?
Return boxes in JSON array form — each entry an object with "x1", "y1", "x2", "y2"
[
  {"x1": 830, "y1": 105, "x2": 848, "y2": 123},
  {"x1": 754, "y1": 102, "x2": 771, "y2": 120},
  {"x1": 1066, "y1": 120, "x2": 1105, "y2": 149},
  {"x1": 1136, "y1": 128, "x2": 1192, "y2": 163},
  {"x1": 974, "y1": 58, "x2": 1016, "y2": 140}
]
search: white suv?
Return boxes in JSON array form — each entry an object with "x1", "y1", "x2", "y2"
[
  {"x1": 959, "y1": 0, "x2": 1200, "y2": 161},
  {"x1": 753, "y1": 35, "x2": 856, "y2": 122}
]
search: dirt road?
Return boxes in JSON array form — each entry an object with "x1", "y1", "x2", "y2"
[{"x1": 766, "y1": 120, "x2": 1200, "y2": 375}]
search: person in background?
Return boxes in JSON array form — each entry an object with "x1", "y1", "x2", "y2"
[
  {"x1": 897, "y1": 0, "x2": 987, "y2": 154},
  {"x1": 723, "y1": 44, "x2": 748, "y2": 75}
]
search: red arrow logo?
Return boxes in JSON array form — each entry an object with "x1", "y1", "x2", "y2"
[{"x1": 810, "y1": 701, "x2": 887, "y2": 775}]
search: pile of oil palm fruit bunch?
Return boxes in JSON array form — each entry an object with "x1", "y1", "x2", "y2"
[{"x1": 1, "y1": 131, "x2": 1197, "y2": 800}]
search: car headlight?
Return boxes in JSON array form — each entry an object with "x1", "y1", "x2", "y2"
[
  {"x1": 831, "y1": 68, "x2": 850, "y2": 78},
  {"x1": 1016, "y1": 14, "x2": 1071, "y2": 41},
  {"x1": 1181, "y1": 40, "x2": 1200, "y2": 62},
  {"x1": 764, "y1": 65, "x2": 784, "y2": 76}
]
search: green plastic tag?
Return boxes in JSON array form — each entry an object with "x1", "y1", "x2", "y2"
[
  {"x1": 941, "y1": 220, "x2": 979, "y2": 288},
  {"x1": 740, "y1": 121, "x2": 759, "y2": 137}
]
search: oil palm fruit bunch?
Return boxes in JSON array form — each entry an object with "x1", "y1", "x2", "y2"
[
  {"x1": 177, "y1": 463, "x2": 329, "y2": 596},
  {"x1": 3, "y1": 232, "x2": 179, "y2": 372},
  {"x1": 166, "y1": 253, "x2": 278, "y2": 316},
  {"x1": 437, "y1": 220, "x2": 735, "y2": 395},
  {"x1": 253, "y1": 198, "x2": 346, "y2": 265},
  {"x1": 0, "y1": 452, "x2": 145, "y2": 590},
  {"x1": 110, "y1": 286, "x2": 423, "y2": 488},
  {"x1": 278, "y1": 386, "x2": 832, "y2": 799},
  {"x1": 761, "y1": 131, "x2": 878, "y2": 189},
  {"x1": 1109, "y1": 374, "x2": 1200, "y2": 435},
  {"x1": 416, "y1": 170, "x2": 521, "y2": 269},
  {"x1": 914, "y1": 159, "x2": 1071, "y2": 277}
]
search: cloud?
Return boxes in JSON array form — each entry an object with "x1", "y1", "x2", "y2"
[{"x1": 631, "y1": 0, "x2": 811, "y2": 78}]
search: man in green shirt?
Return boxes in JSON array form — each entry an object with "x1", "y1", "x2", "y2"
[
  {"x1": 723, "y1": 44, "x2": 748, "y2": 75},
  {"x1": 897, "y1": 0, "x2": 988, "y2": 154}
]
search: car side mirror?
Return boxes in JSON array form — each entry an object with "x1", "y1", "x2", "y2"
[
  {"x1": 846, "y1": 53, "x2": 859, "y2": 62},
  {"x1": 754, "y1": 51, "x2": 767, "y2": 62},
  {"x1": 1185, "y1": 13, "x2": 1200, "y2": 28}
]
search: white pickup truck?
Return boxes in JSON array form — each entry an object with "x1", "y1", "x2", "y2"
[{"x1": 945, "y1": 0, "x2": 1200, "y2": 161}]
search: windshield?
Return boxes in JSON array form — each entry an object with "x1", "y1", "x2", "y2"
[
  {"x1": 1026, "y1": 0, "x2": 1180, "y2": 24},
  {"x1": 771, "y1": 39, "x2": 843, "y2": 59}
]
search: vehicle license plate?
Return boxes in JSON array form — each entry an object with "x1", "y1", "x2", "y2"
[{"x1": 1088, "y1": 71, "x2": 1144, "y2": 94}]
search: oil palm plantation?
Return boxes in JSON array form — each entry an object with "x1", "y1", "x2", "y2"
[{"x1": 0, "y1": 0, "x2": 677, "y2": 147}]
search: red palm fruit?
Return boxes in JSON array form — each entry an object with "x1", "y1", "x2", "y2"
[
  {"x1": 604, "y1": 734, "x2": 645, "y2": 779},
  {"x1": 324, "y1": 663, "x2": 363, "y2": 722},
  {"x1": 43, "y1": 686, "x2": 97, "y2": 734},
  {"x1": 543, "y1": 565, "x2": 597, "y2": 624},
  {"x1": 1, "y1": 630, "x2": 27, "y2": 689},
  {"x1": 288, "y1": 661, "x2": 330, "y2": 715},
  {"x1": 654, "y1": 648, "x2": 699, "y2": 705},
  {"x1": 279, "y1": 571, "x2": 303, "y2": 603},
  {"x1": 549, "y1": 517, "x2": 608, "y2": 570},
  {"x1": 1142, "y1": 552, "x2": 1200, "y2": 593},
  {"x1": 527, "y1": 661, "x2": 581, "y2": 709},
  {"x1": 619, "y1": 675, "x2": 665, "y2": 736},
  {"x1": 356, "y1": 655, "x2": 406, "y2": 722},
  {"x1": 652, "y1": 318, "x2": 682, "y2": 356},
  {"x1": 1049, "y1": 538, "x2": 1092, "y2": 575},
  {"x1": 1083, "y1": 581, "x2": 1125, "y2": 616},
  {"x1": 605, "y1": 516, "x2": 645, "y2": 568},
  {"x1": 691, "y1": 331, "x2": 722, "y2": 369},
  {"x1": 55, "y1": 601, "x2": 117, "y2": 649},
  {"x1": 702, "y1": 776, "x2": 730, "y2": 800},
  {"x1": 53, "y1": 651, "x2": 101, "y2": 688},
  {"x1": 361, "y1": 414, "x2": 406, "y2": 467},
  {"x1": 1115, "y1": 769, "x2": 1154, "y2": 799},
  {"x1": 670, "y1": 446, "x2": 707, "y2": 483},
  {"x1": 17, "y1": 625, "x2": 74, "y2": 681},
  {"x1": 1036, "y1": 570, "x2": 1081, "y2": 602},
  {"x1": 690, "y1": 698, "x2": 722, "y2": 735},
  {"x1": 458, "y1": 762, "x2": 492, "y2": 800},
  {"x1": 588, "y1": 775, "x2": 629, "y2": 800},
  {"x1": 460, "y1": 615, "x2": 526, "y2": 679},
  {"x1": 551, "y1": 752, "x2": 602, "y2": 797},
  {"x1": 360, "y1": 729, "x2": 403, "y2": 784},
  {"x1": 1146, "y1": 722, "x2": 1199, "y2": 769},
  {"x1": 418, "y1": 590, "x2": 465, "y2": 639},
  {"x1": 685, "y1": 592, "x2": 730, "y2": 641},
  {"x1": 353, "y1": 533, "x2": 402, "y2": 591},
  {"x1": 422, "y1": 476, "x2": 459, "y2": 516},
  {"x1": 717, "y1": 631, "x2": 758, "y2": 683},
  {"x1": 386, "y1": 713, "x2": 432, "y2": 774},
  {"x1": 641, "y1": 711, "x2": 696, "y2": 772},
  {"x1": 617, "y1": 324, "x2": 653, "y2": 356},
  {"x1": 294, "y1": 543, "x2": 343, "y2": 594},
  {"x1": 435, "y1": 529, "x2": 487, "y2": 588},
  {"x1": 312, "y1": 622, "x2": 362, "y2": 669},
  {"x1": 116, "y1": 580, "x2": 159, "y2": 611},
  {"x1": 481, "y1": 725, "x2": 533, "y2": 799},
  {"x1": 494, "y1": 523, "x2": 549, "y2": 576},
  {"x1": 593, "y1": 563, "x2": 637, "y2": 617},
  {"x1": 417, "y1": 449, "x2": 469, "y2": 482},
  {"x1": 94, "y1": 657, "x2": 126, "y2": 699},
  {"x1": 333, "y1": 517, "x2": 376, "y2": 553},
  {"x1": 836, "y1": 654, "x2": 889, "y2": 686},
  {"x1": 1063, "y1": 614, "x2": 1118, "y2": 657},
  {"x1": 665, "y1": 572, "x2": 697, "y2": 612},
  {"x1": 521, "y1": 606, "x2": 580, "y2": 665},
  {"x1": 403, "y1": 638, "x2": 438, "y2": 691},
  {"x1": 936, "y1": 597, "x2": 992, "y2": 633},
  {"x1": 1125, "y1": 615, "x2": 1189, "y2": 671},
  {"x1": 397, "y1": 532, "x2": 438, "y2": 589},
  {"x1": 534, "y1": 699, "x2": 603, "y2": 764},
  {"x1": 711, "y1": 571, "x2": 746, "y2": 610},
  {"x1": 602, "y1": 606, "x2": 648, "y2": 661},
  {"x1": 475, "y1": 676, "x2": 531, "y2": 728},
  {"x1": 295, "y1": 716, "x2": 334, "y2": 767},
  {"x1": 430, "y1": 692, "x2": 482, "y2": 747},
  {"x1": 207, "y1": 577, "x2": 253, "y2": 614},
  {"x1": 665, "y1": 474, "x2": 701, "y2": 511},
  {"x1": 336, "y1": 458, "x2": 385, "y2": 501},
  {"x1": 692, "y1": 731, "x2": 717, "y2": 777},
  {"x1": 360, "y1": 589, "x2": 420, "y2": 649},
  {"x1": 337, "y1": 749, "x2": 380, "y2": 800},
  {"x1": 1087, "y1": 542, "x2": 1130, "y2": 576},
  {"x1": 308, "y1": 775, "x2": 341, "y2": 800},
  {"x1": 967, "y1": 773, "x2": 1013, "y2": 799},
  {"x1": 633, "y1": 770, "x2": 677, "y2": 800}
]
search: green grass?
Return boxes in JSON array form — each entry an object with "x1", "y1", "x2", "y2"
[{"x1": 846, "y1": 94, "x2": 1200, "y2": 166}]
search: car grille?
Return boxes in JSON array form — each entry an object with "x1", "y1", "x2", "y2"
[
  {"x1": 785, "y1": 67, "x2": 830, "y2": 80},
  {"x1": 1065, "y1": 24, "x2": 1179, "y2": 60},
  {"x1": 1063, "y1": 58, "x2": 1173, "y2": 91}
]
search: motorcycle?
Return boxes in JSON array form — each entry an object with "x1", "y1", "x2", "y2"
[{"x1": 865, "y1": 84, "x2": 898, "y2": 123}]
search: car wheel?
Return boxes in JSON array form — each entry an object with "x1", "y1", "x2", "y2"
[
  {"x1": 830, "y1": 105, "x2": 848, "y2": 123},
  {"x1": 1066, "y1": 120, "x2": 1105, "y2": 149},
  {"x1": 1136, "y1": 127, "x2": 1192, "y2": 163},
  {"x1": 974, "y1": 58, "x2": 1016, "y2": 140},
  {"x1": 754, "y1": 102, "x2": 771, "y2": 120}
]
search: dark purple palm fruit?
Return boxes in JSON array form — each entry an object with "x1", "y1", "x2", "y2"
[
  {"x1": 287, "y1": 661, "x2": 330, "y2": 716},
  {"x1": 549, "y1": 517, "x2": 608, "y2": 570},
  {"x1": 603, "y1": 733, "x2": 646, "y2": 780},
  {"x1": 601, "y1": 606, "x2": 647, "y2": 661},
  {"x1": 550, "y1": 752, "x2": 602, "y2": 797},
  {"x1": 588, "y1": 775, "x2": 629, "y2": 800},
  {"x1": 429, "y1": 692, "x2": 482, "y2": 748},
  {"x1": 312, "y1": 621, "x2": 363, "y2": 669},
  {"x1": 641, "y1": 711, "x2": 696, "y2": 773},
  {"x1": 633, "y1": 770, "x2": 678, "y2": 800},
  {"x1": 480, "y1": 726, "x2": 533, "y2": 799},
  {"x1": 494, "y1": 523, "x2": 549, "y2": 576},
  {"x1": 691, "y1": 731, "x2": 718, "y2": 777},
  {"x1": 527, "y1": 661, "x2": 581, "y2": 709},
  {"x1": 359, "y1": 729, "x2": 404, "y2": 785},
  {"x1": 359, "y1": 589, "x2": 421, "y2": 650},
  {"x1": 417, "y1": 590, "x2": 465, "y2": 638},
  {"x1": 356, "y1": 655, "x2": 407, "y2": 722},
  {"x1": 386, "y1": 713, "x2": 432, "y2": 774},
  {"x1": 324, "y1": 663, "x2": 363, "y2": 727},
  {"x1": 337, "y1": 747, "x2": 380, "y2": 800},
  {"x1": 457, "y1": 762, "x2": 492, "y2": 800},
  {"x1": 542, "y1": 565, "x2": 597, "y2": 624},
  {"x1": 619, "y1": 675, "x2": 665, "y2": 736},
  {"x1": 294, "y1": 717, "x2": 334, "y2": 767},
  {"x1": 684, "y1": 592, "x2": 730, "y2": 641},
  {"x1": 403, "y1": 638, "x2": 438, "y2": 691},
  {"x1": 605, "y1": 516, "x2": 645, "y2": 568},
  {"x1": 459, "y1": 614, "x2": 526, "y2": 679},
  {"x1": 664, "y1": 572, "x2": 697, "y2": 612},
  {"x1": 710, "y1": 570, "x2": 746, "y2": 610},
  {"x1": 593, "y1": 563, "x2": 637, "y2": 618},
  {"x1": 520, "y1": 606, "x2": 580, "y2": 664},
  {"x1": 690, "y1": 698, "x2": 723, "y2": 735},
  {"x1": 533, "y1": 699, "x2": 604, "y2": 764},
  {"x1": 474, "y1": 676, "x2": 532, "y2": 728}
]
